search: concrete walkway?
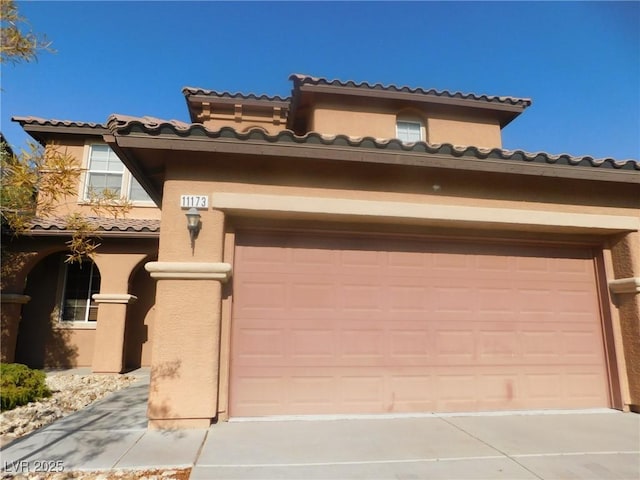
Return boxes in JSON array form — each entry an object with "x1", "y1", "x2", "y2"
[{"x1": 1, "y1": 374, "x2": 638, "y2": 479}]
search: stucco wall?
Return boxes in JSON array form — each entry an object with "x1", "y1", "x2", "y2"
[
  {"x1": 147, "y1": 189, "x2": 226, "y2": 427},
  {"x1": 148, "y1": 152, "x2": 638, "y2": 424},
  {"x1": 15, "y1": 252, "x2": 96, "y2": 368},
  {"x1": 312, "y1": 105, "x2": 396, "y2": 139},
  {"x1": 163, "y1": 154, "x2": 638, "y2": 219},
  {"x1": 309, "y1": 101, "x2": 502, "y2": 148},
  {"x1": 610, "y1": 232, "x2": 640, "y2": 409},
  {"x1": 43, "y1": 140, "x2": 161, "y2": 219},
  {"x1": 8, "y1": 238, "x2": 159, "y2": 371},
  {"x1": 428, "y1": 115, "x2": 502, "y2": 148}
]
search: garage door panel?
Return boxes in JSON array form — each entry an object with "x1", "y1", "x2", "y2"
[
  {"x1": 389, "y1": 331, "x2": 432, "y2": 358},
  {"x1": 563, "y1": 329, "x2": 606, "y2": 359},
  {"x1": 339, "y1": 376, "x2": 385, "y2": 406},
  {"x1": 477, "y1": 287, "x2": 516, "y2": 312},
  {"x1": 341, "y1": 330, "x2": 385, "y2": 358},
  {"x1": 291, "y1": 282, "x2": 335, "y2": 309},
  {"x1": 235, "y1": 280, "x2": 287, "y2": 312},
  {"x1": 231, "y1": 232, "x2": 609, "y2": 416},
  {"x1": 388, "y1": 250, "x2": 430, "y2": 272},
  {"x1": 233, "y1": 376, "x2": 285, "y2": 415},
  {"x1": 289, "y1": 376, "x2": 335, "y2": 408},
  {"x1": 433, "y1": 286, "x2": 475, "y2": 313},
  {"x1": 342, "y1": 284, "x2": 384, "y2": 310},
  {"x1": 477, "y1": 330, "x2": 519, "y2": 358},
  {"x1": 291, "y1": 247, "x2": 337, "y2": 266},
  {"x1": 388, "y1": 286, "x2": 431, "y2": 311},
  {"x1": 290, "y1": 328, "x2": 334, "y2": 358},
  {"x1": 433, "y1": 252, "x2": 473, "y2": 271},
  {"x1": 475, "y1": 254, "x2": 513, "y2": 272}
]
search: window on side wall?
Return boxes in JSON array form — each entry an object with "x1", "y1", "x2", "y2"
[
  {"x1": 396, "y1": 120, "x2": 424, "y2": 143},
  {"x1": 60, "y1": 259, "x2": 101, "y2": 323},
  {"x1": 84, "y1": 144, "x2": 152, "y2": 203}
]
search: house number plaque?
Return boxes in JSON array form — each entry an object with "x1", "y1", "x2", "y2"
[{"x1": 180, "y1": 195, "x2": 209, "y2": 209}]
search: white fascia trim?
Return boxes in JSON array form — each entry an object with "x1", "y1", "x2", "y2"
[
  {"x1": 609, "y1": 277, "x2": 640, "y2": 294},
  {"x1": 92, "y1": 293, "x2": 138, "y2": 304},
  {"x1": 145, "y1": 261, "x2": 232, "y2": 282},
  {"x1": 211, "y1": 192, "x2": 640, "y2": 233}
]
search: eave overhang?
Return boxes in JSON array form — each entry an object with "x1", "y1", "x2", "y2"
[
  {"x1": 3, "y1": 216, "x2": 160, "y2": 239},
  {"x1": 182, "y1": 87, "x2": 291, "y2": 123},
  {"x1": 12, "y1": 117, "x2": 108, "y2": 145},
  {"x1": 104, "y1": 117, "x2": 640, "y2": 206},
  {"x1": 289, "y1": 74, "x2": 532, "y2": 129},
  {"x1": 25, "y1": 229, "x2": 160, "y2": 239}
]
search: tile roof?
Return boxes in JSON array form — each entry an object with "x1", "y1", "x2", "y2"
[
  {"x1": 12, "y1": 116, "x2": 109, "y2": 145},
  {"x1": 12, "y1": 116, "x2": 108, "y2": 131},
  {"x1": 107, "y1": 115, "x2": 639, "y2": 170},
  {"x1": 27, "y1": 216, "x2": 160, "y2": 236},
  {"x1": 107, "y1": 114, "x2": 192, "y2": 130},
  {"x1": 290, "y1": 74, "x2": 533, "y2": 108},
  {"x1": 182, "y1": 87, "x2": 290, "y2": 103}
]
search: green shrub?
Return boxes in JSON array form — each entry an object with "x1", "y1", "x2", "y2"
[{"x1": 0, "y1": 363, "x2": 51, "y2": 411}]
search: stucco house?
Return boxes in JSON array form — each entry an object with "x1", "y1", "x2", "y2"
[{"x1": 3, "y1": 74, "x2": 639, "y2": 429}]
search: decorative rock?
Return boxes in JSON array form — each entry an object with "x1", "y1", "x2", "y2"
[{"x1": 0, "y1": 374, "x2": 135, "y2": 444}]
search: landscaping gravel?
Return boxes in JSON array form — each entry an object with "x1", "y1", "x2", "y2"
[{"x1": 1, "y1": 373, "x2": 136, "y2": 447}]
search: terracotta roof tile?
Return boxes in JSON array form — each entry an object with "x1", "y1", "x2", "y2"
[
  {"x1": 182, "y1": 87, "x2": 290, "y2": 103},
  {"x1": 12, "y1": 116, "x2": 108, "y2": 130},
  {"x1": 290, "y1": 74, "x2": 533, "y2": 107},
  {"x1": 107, "y1": 115, "x2": 191, "y2": 130},
  {"x1": 27, "y1": 216, "x2": 160, "y2": 236},
  {"x1": 107, "y1": 114, "x2": 639, "y2": 170}
]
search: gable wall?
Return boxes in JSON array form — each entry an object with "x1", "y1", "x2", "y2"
[
  {"x1": 309, "y1": 99, "x2": 503, "y2": 148},
  {"x1": 428, "y1": 114, "x2": 502, "y2": 148},
  {"x1": 42, "y1": 139, "x2": 161, "y2": 220}
]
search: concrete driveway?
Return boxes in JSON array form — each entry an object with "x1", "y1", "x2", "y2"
[
  {"x1": 192, "y1": 412, "x2": 640, "y2": 479},
  {"x1": 2, "y1": 372, "x2": 638, "y2": 479}
]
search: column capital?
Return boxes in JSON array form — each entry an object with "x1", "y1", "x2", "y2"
[
  {"x1": 609, "y1": 277, "x2": 640, "y2": 295},
  {"x1": 92, "y1": 293, "x2": 138, "y2": 304},
  {"x1": 145, "y1": 262, "x2": 232, "y2": 282},
  {"x1": 1, "y1": 293, "x2": 31, "y2": 304}
]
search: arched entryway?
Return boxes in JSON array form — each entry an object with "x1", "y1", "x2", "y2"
[
  {"x1": 123, "y1": 258, "x2": 157, "y2": 370},
  {"x1": 15, "y1": 252, "x2": 101, "y2": 368}
]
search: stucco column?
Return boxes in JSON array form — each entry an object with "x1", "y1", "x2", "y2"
[
  {"x1": 90, "y1": 252, "x2": 148, "y2": 374},
  {"x1": 609, "y1": 231, "x2": 640, "y2": 412},
  {"x1": 1, "y1": 249, "x2": 39, "y2": 364},
  {"x1": 144, "y1": 262, "x2": 231, "y2": 429},
  {"x1": 0, "y1": 294, "x2": 31, "y2": 362},
  {"x1": 91, "y1": 294, "x2": 138, "y2": 373},
  {"x1": 144, "y1": 200, "x2": 229, "y2": 429}
]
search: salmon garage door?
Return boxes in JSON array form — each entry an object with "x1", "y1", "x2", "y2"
[{"x1": 230, "y1": 231, "x2": 609, "y2": 417}]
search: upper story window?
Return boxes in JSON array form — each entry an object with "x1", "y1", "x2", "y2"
[
  {"x1": 84, "y1": 144, "x2": 152, "y2": 203},
  {"x1": 396, "y1": 120, "x2": 424, "y2": 143}
]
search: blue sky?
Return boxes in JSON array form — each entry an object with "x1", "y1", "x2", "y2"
[{"x1": 2, "y1": 1, "x2": 639, "y2": 160}]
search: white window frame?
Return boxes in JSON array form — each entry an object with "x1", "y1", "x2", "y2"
[
  {"x1": 58, "y1": 258, "x2": 100, "y2": 326},
  {"x1": 80, "y1": 143, "x2": 154, "y2": 206},
  {"x1": 396, "y1": 118, "x2": 426, "y2": 143}
]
